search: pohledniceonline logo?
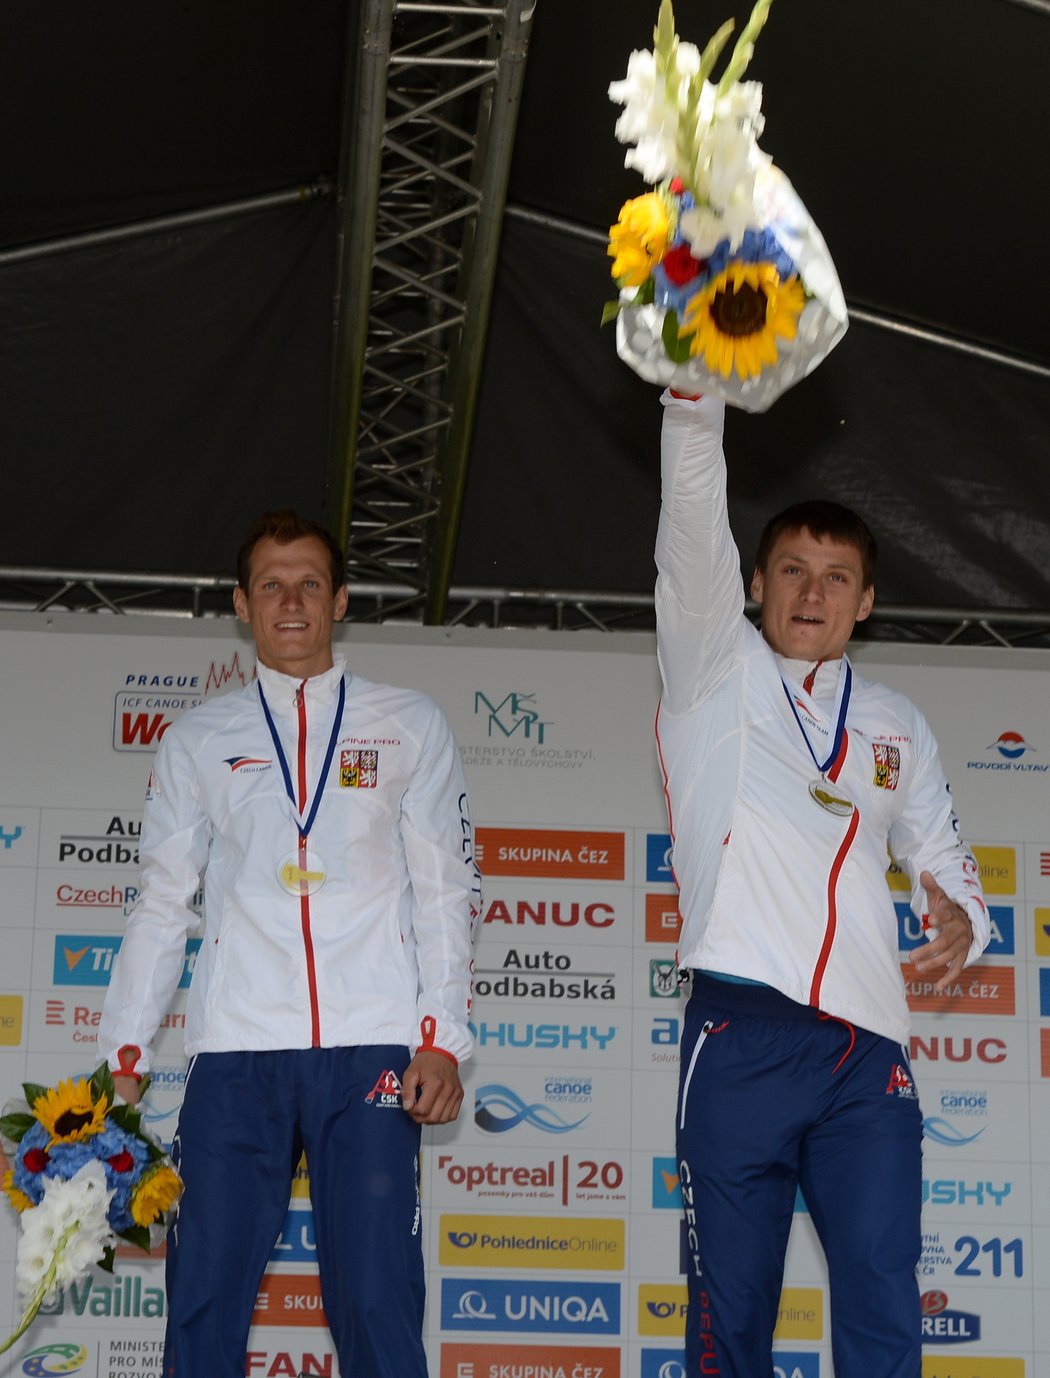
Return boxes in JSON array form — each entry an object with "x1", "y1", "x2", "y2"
[
  {"x1": 474, "y1": 1083, "x2": 589, "y2": 1135},
  {"x1": 0, "y1": 994, "x2": 24, "y2": 1046},
  {"x1": 439, "y1": 1215, "x2": 624, "y2": 1270}
]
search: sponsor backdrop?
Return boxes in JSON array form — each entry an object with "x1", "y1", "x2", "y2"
[{"x1": 0, "y1": 614, "x2": 1047, "y2": 1378}]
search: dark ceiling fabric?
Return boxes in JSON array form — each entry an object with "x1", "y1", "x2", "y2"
[
  {"x1": 2, "y1": 205, "x2": 335, "y2": 575},
  {"x1": 456, "y1": 217, "x2": 1050, "y2": 608},
  {"x1": 1, "y1": 1, "x2": 1047, "y2": 606},
  {"x1": 0, "y1": 0, "x2": 347, "y2": 250}
]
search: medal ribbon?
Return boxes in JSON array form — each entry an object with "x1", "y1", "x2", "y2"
[
  {"x1": 780, "y1": 658, "x2": 852, "y2": 778},
  {"x1": 258, "y1": 676, "x2": 345, "y2": 838}
]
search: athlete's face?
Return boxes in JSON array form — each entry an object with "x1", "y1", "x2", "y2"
[
  {"x1": 750, "y1": 527, "x2": 874, "y2": 662},
  {"x1": 233, "y1": 535, "x2": 348, "y2": 680}
]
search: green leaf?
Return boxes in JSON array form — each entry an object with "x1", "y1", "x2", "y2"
[
  {"x1": 635, "y1": 274, "x2": 656, "y2": 307},
  {"x1": 137, "y1": 1074, "x2": 152, "y2": 1100},
  {"x1": 600, "y1": 299, "x2": 622, "y2": 328},
  {"x1": 661, "y1": 309, "x2": 695, "y2": 363},
  {"x1": 21, "y1": 1083, "x2": 48, "y2": 1110},
  {"x1": 116, "y1": 1224, "x2": 151, "y2": 1253},
  {"x1": 109, "y1": 1103, "x2": 142, "y2": 1136},
  {"x1": 717, "y1": 0, "x2": 774, "y2": 95},
  {"x1": 90, "y1": 1063, "x2": 115, "y2": 1109},
  {"x1": 145, "y1": 1139, "x2": 166, "y2": 1163},
  {"x1": 97, "y1": 1246, "x2": 115, "y2": 1274},
  {"x1": 697, "y1": 18, "x2": 735, "y2": 86},
  {"x1": 0, "y1": 1111, "x2": 35, "y2": 1143}
]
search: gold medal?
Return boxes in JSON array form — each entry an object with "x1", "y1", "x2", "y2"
[
  {"x1": 277, "y1": 848, "x2": 327, "y2": 895},
  {"x1": 808, "y1": 777, "x2": 855, "y2": 817}
]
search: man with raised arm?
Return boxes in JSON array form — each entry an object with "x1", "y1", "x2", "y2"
[
  {"x1": 97, "y1": 510, "x2": 481, "y2": 1378},
  {"x1": 657, "y1": 392, "x2": 988, "y2": 1378}
]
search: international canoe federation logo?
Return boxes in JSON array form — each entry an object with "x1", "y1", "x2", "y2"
[
  {"x1": 21, "y1": 1345, "x2": 89, "y2": 1376},
  {"x1": 474, "y1": 1083, "x2": 588, "y2": 1135},
  {"x1": 922, "y1": 1116, "x2": 985, "y2": 1147},
  {"x1": 989, "y1": 732, "x2": 1033, "y2": 760}
]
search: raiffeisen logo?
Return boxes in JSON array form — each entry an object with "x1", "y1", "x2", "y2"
[
  {"x1": 968, "y1": 730, "x2": 1048, "y2": 774},
  {"x1": 474, "y1": 1084, "x2": 588, "y2": 1135}
]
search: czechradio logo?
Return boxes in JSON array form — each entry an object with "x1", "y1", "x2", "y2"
[
  {"x1": 474, "y1": 1083, "x2": 589, "y2": 1134},
  {"x1": 20, "y1": 1345, "x2": 88, "y2": 1376}
]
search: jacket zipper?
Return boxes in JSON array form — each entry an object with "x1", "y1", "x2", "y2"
[{"x1": 295, "y1": 680, "x2": 321, "y2": 1046}]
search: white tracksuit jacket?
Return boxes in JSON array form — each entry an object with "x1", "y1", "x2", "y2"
[
  {"x1": 656, "y1": 392, "x2": 989, "y2": 1043},
  {"x1": 97, "y1": 655, "x2": 481, "y2": 1075}
]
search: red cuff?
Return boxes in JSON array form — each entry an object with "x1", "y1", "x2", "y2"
[
  {"x1": 669, "y1": 388, "x2": 702, "y2": 401},
  {"x1": 114, "y1": 1045, "x2": 143, "y2": 1080},
  {"x1": 419, "y1": 1016, "x2": 459, "y2": 1068}
]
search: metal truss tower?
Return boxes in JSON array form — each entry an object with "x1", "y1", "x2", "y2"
[{"x1": 326, "y1": 0, "x2": 535, "y2": 624}]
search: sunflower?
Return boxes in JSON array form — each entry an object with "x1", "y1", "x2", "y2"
[
  {"x1": 2, "y1": 1167, "x2": 34, "y2": 1213},
  {"x1": 679, "y1": 260, "x2": 806, "y2": 381},
  {"x1": 608, "y1": 192, "x2": 672, "y2": 287},
  {"x1": 130, "y1": 1164, "x2": 182, "y2": 1227},
  {"x1": 32, "y1": 1077, "x2": 108, "y2": 1148}
]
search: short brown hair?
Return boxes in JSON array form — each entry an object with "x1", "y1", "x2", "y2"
[
  {"x1": 236, "y1": 510, "x2": 345, "y2": 593},
  {"x1": 754, "y1": 501, "x2": 877, "y2": 589}
]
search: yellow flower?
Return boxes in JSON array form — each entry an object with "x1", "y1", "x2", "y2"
[
  {"x1": 33, "y1": 1077, "x2": 108, "y2": 1147},
  {"x1": 2, "y1": 1167, "x2": 33, "y2": 1213},
  {"x1": 130, "y1": 1164, "x2": 183, "y2": 1227},
  {"x1": 679, "y1": 261, "x2": 806, "y2": 381},
  {"x1": 608, "y1": 193, "x2": 672, "y2": 286}
]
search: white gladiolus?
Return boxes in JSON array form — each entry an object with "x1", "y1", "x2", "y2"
[
  {"x1": 16, "y1": 1161, "x2": 116, "y2": 1305},
  {"x1": 609, "y1": 42, "x2": 704, "y2": 185}
]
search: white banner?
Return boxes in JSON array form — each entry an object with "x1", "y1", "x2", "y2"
[{"x1": 0, "y1": 613, "x2": 1046, "y2": 1378}]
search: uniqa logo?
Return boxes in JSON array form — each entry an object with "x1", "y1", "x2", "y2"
[
  {"x1": 453, "y1": 1290, "x2": 496, "y2": 1319},
  {"x1": 474, "y1": 1083, "x2": 588, "y2": 1135},
  {"x1": 21, "y1": 1343, "x2": 89, "y2": 1376},
  {"x1": 989, "y1": 731, "x2": 1032, "y2": 759}
]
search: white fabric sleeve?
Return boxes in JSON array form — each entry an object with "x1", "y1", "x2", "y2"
[
  {"x1": 401, "y1": 703, "x2": 481, "y2": 1064},
  {"x1": 655, "y1": 391, "x2": 747, "y2": 714},
  {"x1": 96, "y1": 730, "x2": 211, "y2": 1077},
  {"x1": 888, "y1": 711, "x2": 990, "y2": 968}
]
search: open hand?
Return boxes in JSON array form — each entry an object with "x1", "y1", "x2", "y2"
[{"x1": 911, "y1": 870, "x2": 974, "y2": 994}]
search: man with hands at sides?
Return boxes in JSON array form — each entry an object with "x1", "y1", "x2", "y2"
[
  {"x1": 97, "y1": 510, "x2": 481, "y2": 1378},
  {"x1": 656, "y1": 391, "x2": 988, "y2": 1378}
]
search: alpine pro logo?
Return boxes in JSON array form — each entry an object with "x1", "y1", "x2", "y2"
[
  {"x1": 474, "y1": 1084, "x2": 589, "y2": 1135},
  {"x1": 365, "y1": 1070, "x2": 403, "y2": 1108}
]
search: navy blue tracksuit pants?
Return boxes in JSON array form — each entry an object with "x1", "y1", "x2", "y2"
[
  {"x1": 677, "y1": 974, "x2": 922, "y2": 1378},
  {"x1": 164, "y1": 1047, "x2": 426, "y2": 1378}
]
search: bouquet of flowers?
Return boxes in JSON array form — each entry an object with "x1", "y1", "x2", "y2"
[
  {"x1": 0, "y1": 1064, "x2": 182, "y2": 1355},
  {"x1": 604, "y1": 0, "x2": 848, "y2": 410}
]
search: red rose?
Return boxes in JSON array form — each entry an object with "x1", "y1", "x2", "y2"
[
  {"x1": 108, "y1": 1151, "x2": 136, "y2": 1174},
  {"x1": 23, "y1": 1148, "x2": 50, "y2": 1173},
  {"x1": 669, "y1": 178, "x2": 684, "y2": 195},
  {"x1": 661, "y1": 243, "x2": 707, "y2": 286}
]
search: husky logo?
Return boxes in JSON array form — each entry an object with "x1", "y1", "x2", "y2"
[
  {"x1": 886, "y1": 1063, "x2": 917, "y2": 1099},
  {"x1": 365, "y1": 1069, "x2": 403, "y2": 1108}
]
